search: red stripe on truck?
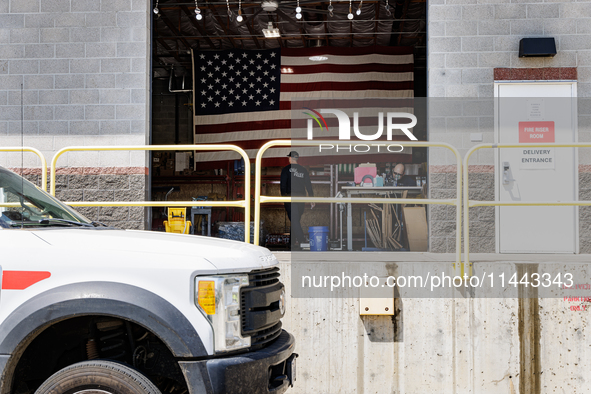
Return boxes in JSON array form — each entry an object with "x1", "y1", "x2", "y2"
[{"x1": 2, "y1": 271, "x2": 51, "y2": 290}]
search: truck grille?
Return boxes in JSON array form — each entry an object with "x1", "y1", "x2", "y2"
[{"x1": 241, "y1": 267, "x2": 284, "y2": 349}]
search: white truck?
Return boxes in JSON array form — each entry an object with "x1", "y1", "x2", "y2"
[{"x1": 0, "y1": 166, "x2": 296, "y2": 394}]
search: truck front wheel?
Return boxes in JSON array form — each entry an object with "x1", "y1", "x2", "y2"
[{"x1": 34, "y1": 360, "x2": 162, "y2": 394}]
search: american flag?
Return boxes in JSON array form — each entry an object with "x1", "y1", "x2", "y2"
[
  {"x1": 193, "y1": 46, "x2": 415, "y2": 168},
  {"x1": 194, "y1": 49, "x2": 281, "y2": 115}
]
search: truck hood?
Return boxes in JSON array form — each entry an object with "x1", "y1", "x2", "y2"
[{"x1": 32, "y1": 228, "x2": 278, "y2": 272}]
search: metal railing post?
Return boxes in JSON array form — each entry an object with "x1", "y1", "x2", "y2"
[
  {"x1": 254, "y1": 140, "x2": 463, "y2": 265},
  {"x1": 0, "y1": 147, "x2": 48, "y2": 191},
  {"x1": 50, "y1": 144, "x2": 251, "y2": 243},
  {"x1": 463, "y1": 142, "x2": 591, "y2": 266}
]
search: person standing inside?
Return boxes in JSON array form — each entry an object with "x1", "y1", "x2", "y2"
[
  {"x1": 280, "y1": 151, "x2": 315, "y2": 249},
  {"x1": 393, "y1": 163, "x2": 417, "y2": 186}
]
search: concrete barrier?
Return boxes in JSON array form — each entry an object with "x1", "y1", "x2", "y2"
[{"x1": 276, "y1": 252, "x2": 591, "y2": 393}]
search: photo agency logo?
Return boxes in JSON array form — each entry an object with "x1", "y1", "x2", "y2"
[{"x1": 303, "y1": 108, "x2": 418, "y2": 154}]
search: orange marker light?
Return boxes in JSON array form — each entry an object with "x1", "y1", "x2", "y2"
[{"x1": 198, "y1": 281, "x2": 216, "y2": 315}]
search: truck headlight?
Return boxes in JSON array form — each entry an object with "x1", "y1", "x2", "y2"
[{"x1": 195, "y1": 275, "x2": 250, "y2": 353}]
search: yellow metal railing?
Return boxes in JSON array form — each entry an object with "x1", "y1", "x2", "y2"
[
  {"x1": 463, "y1": 142, "x2": 591, "y2": 265},
  {"x1": 0, "y1": 147, "x2": 48, "y2": 191},
  {"x1": 50, "y1": 145, "x2": 252, "y2": 243},
  {"x1": 254, "y1": 140, "x2": 465, "y2": 266}
]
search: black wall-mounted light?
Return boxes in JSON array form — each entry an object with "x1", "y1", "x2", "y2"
[{"x1": 519, "y1": 37, "x2": 557, "y2": 58}]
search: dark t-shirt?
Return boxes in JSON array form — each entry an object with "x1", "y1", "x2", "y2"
[
  {"x1": 397, "y1": 175, "x2": 417, "y2": 186},
  {"x1": 280, "y1": 163, "x2": 314, "y2": 197}
]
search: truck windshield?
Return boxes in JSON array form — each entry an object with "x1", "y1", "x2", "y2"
[{"x1": 0, "y1": 166, "x2": 92, "y2": 229}]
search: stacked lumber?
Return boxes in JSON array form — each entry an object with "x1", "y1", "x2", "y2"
[{"x1": 365, "y1": 193, "x2": 404, "y2": 250}]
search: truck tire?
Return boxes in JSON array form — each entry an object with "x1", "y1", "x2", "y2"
[{"x1": 34, "y1": 360, "x2": 162, "y2": 394}]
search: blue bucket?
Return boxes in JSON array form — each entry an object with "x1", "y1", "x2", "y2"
[{"x1": 309, "y1": 226, "x2": 329, "y2": 251}]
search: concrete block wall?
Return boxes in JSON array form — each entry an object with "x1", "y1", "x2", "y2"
[
  {"x1": 428, "y1": 99, "x2": 496, "y2": 252},
  {"x1": 0, "y1": 0, "x2": 150, "y2": 229},
  {"x1": 428, "y1": 2, "x2": 591, "y2": 252},
  {"x1": 428, "y1": 1, "x2": 591, "y2": 98}
]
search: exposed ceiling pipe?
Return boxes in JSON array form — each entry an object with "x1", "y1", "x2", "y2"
[{"x1": 169, "y1": 65, "x2": 193, "y2": 93}]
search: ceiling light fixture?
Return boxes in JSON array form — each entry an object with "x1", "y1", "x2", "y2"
[
  {"x1": 236, "y1": 0, "x2": 243, "y2": 22},
  {"x1": 194, "y1": 0, "x2": 202, "y2": 20},
  {"x1": 356, "y1": 0, "x2": 363, "y2": 15},
  {"x1": 384, "y1": 0, "x2": 391, "y2": 16},
  {"x1": 295, "y1": 0, "x2": 302, "y2": 20},
  {"x1": 328, "y1": 0, "x2": 333, "y2": 17},
  {"x1": 261, "y1": 0, "x2": 279, "y2": 12},
  {"x1": 263, "y1": 21, "x2": 281, "y2": 38},
  {"x1": 153, "y1": 0, "x2": 159, "y2": 14},
  {"x1": 348, "y1": 0, "x2": 354, "y2": 19},
  {"x1": 226, "y1": 0, "x2": 233, "y2": 20}
]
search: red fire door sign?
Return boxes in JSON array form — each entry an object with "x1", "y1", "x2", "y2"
[
  {"x1": 519, "y1": 121, "x2": 555, "y2": 143},
  {"x1": 519, "y1": 121, "x2": 555, "y2": 170}
]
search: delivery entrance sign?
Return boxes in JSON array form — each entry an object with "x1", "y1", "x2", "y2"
[{"x1": 519, "y1": 121, "x2": 555, "y2": 169}]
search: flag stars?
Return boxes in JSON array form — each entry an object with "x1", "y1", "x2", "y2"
[
  {"x1": 263, "y1": 94, "x2": 268, "y2": 99},
  {"x1": 263, "y1": 82, "x2": 268, "y2": 88},
  {"x1": 270, "y1": 76, "x2": 276, "y2": 81},
  {"x1": 222, "y1": 84, "x2": 227, "y2": 89},
  {"x1": 256, "y1": 77, "x2": 262, "y2": 82},
  {"x1": 201, "y1": 103, "x2": 206, "y2": 108},
  {"x1": 228, "y1": 65, "x2": 234, "y2": 70},
  {"x1": 249, "y1": 83, "x2": 255, "y2": 88},
  {"x1": 242, "y1": 53, "x2": 248, "y2": 58},
  {"x1": 215, "y1": 102, "x2": 220, "y2": 107},
  {"x1": 207, "y1": 96, "x2": 213, "y2": 101},
  {"x1": 256, "y1": 88, "x2": 261, "y2": 94},
  {"x1": 215, "y1": 89, "x2": 220, "y2": 95},
  {"x1": 270, "y1": 52, "x2": 276, "y2": 57},
  {"x1": 242, "y1": 101, "x2": 247, "y2": 106},
  {"x1": 229, "y1": 77, "x2": 235, "y2": 82},
  {"x1": 235, "y1": 82, "x2": 241, "y2": 88},
  {"x1": 249, "y1": 71, "x2": 255, "y2": 76},
  {"x1": 269, "y1": 99, "x2": 275, "y2": 105},
  {"x1": 215, "y1": 78, "x2": 220, "y2": 83},
  {"x1": 263, "y1": 71, "x2": 269, "y2": 76},
  {"x1": 199, "y1": 54, "x2": 206, "y2": 59},
  {"x1": 243, "y1": 64, "x2": 248, "y2": 70},
  {"x1": 200, "y1": 66, "x2": 206, "y2": 71},
  {"x1": 201, "y1": 78, "x2": 206, "y2": 84},
  {"x1": 228, "y1": 89, "x2": 234, "y2": 94},
  {"x1": 256, "y1": 53, "x2": 262, "y2": 58},
  {"x1": 208, "y1": 72, "x2": 213, "y2": 78},
  {"x1": 263, "y1": 59, "x2": 269, "y2": 64},
  {"x1": 270, "y1": 64, "x2": 276, "y2": 69},
  {"x1": 256, "y1": 65, "x2": 262, "y2": 70},
  {"x1": 248, "y1": 94, "x2": 254, "y2": 100},
  {"x1": 221, "y1": 60, "x2": 227, "y2": 65},
  {"x1": 201, "y1": 90, "x2": 206, "y2": 95},
  {"x1": 221, "y1": 95, "x2": 227, "y2": 101},
  {"x1": 236, "y1": 70, "x2": 241, "y2": 76},
  {"x1": 249, "y1": 59, "x2": 255, "y2": 65},
  {"x1": 242, "y1": 88, "x2": 248, "y2": 94},
  {"x1": 214, "y1": 54, "x2": 220, "y2": 59},
  {"x1": 228, "y1": 53, "x2": 234, "y2": 58},
  {"x1": 208, "y1": 84, "x2": 214, "y2": 90},
  {"x1": 228, "y1": 101, "x2": 234, "y2": 106},
  {"x1": 222, "y1": 72, "x2": 227, "y2": 77},
  {"x1": 207, "y1": 60, "x2": 213, "y2": 66},
  {"x1": 269, "y1": 88, "x2": 276, "y2": 93},
  {"x1": 255, "y1": 100, "x2": 261, "y2": 106},
  {"x1": 214, "y1": 66, "x2": 220, "y2": 71}
]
